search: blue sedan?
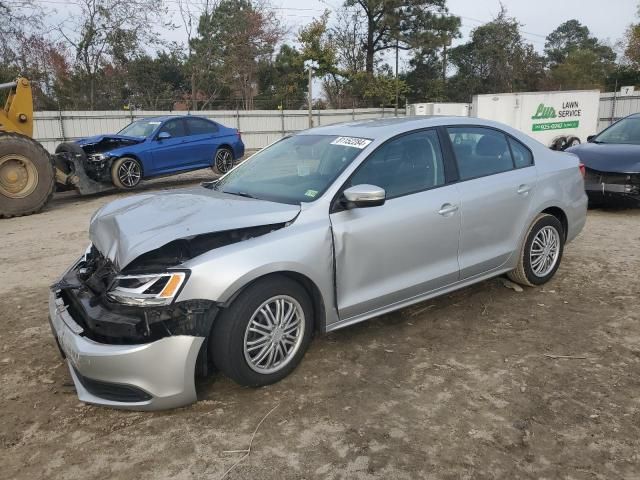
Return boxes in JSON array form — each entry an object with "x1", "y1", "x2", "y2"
[{"x1": 55, "y1": 115, "x2": 245, "y2": 189}]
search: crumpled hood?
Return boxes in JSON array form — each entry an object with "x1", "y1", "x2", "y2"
[
  {"x1": 75, "y1": 134, "x2": 144, "y2": 147},
  {"x1": 567, "y1": 143, "x2": 640, "y2": 174},
  {"x1": 90, "y1": 187, "x2": 300, "y2": 270}
]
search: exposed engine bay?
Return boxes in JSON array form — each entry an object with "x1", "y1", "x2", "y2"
[
  {"x1": 52, "y1": 224, "x2": 285, "y2": 347},
  {"x1": 82, "y1": 136, "x2": 142, "y2": 157}
]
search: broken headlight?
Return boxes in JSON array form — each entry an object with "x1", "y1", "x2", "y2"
[
  {"x1": 88, "y1": 153, "x2": 112, "y2": 162},
  {"x1": 107, "y1": 271, "x2": 187, "y2": 306}
]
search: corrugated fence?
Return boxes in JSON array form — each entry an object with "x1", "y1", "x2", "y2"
[
  {"x1": 33, "y1": 108, "x2": 402, "y2": 153},
  {"x1": 33, "y1": 93, "x2": 640, "y2": 153},
  {"x1": 598, "y1": 92, "x2": 640, "y2": 131}
]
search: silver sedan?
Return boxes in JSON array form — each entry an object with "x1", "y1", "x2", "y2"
[{"x1": 49, "y1": 117, "x2": 587, "y2": 410}]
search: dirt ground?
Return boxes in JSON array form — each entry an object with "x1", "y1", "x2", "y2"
[{"x1": 0, "y1": 171, "x2": 639, "y2": 480}]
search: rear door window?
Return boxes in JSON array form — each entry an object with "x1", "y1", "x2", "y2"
[
  {"x1": 186, "y1": 117, "x2": 218, "y2": 136},
  {"x1": 447, "y1": 127, "x2": 514, "y2": 180}
]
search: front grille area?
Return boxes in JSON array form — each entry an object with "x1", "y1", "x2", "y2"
[{"x1": 73, "y1": 367, "x2": 152, "y2": 402}]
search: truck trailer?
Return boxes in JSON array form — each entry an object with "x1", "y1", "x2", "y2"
[
  {"x1": 408, "y1": 102, "x2": 470, "y2": 117},
  {"x1": 470, "y1": 90, "x2": 600, "y2": 150}
]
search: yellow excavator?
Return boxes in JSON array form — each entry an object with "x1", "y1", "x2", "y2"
[{"x1": 0, "y1": 77, "x2": 109, "y2": 218}]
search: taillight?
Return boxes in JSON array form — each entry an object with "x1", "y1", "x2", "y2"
[
  {"x1": 579, "y1": 163, "x2": 585, "y2": 178},
  {"x1": 237, "y1": 130, "x2": 242, "y2": 141}
]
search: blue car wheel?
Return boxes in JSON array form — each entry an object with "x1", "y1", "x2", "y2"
[
  {"x1": 111, "y1": 157, "x2": 142, "y2": 189},
  {"x1": 213, "y1": 147, "x2": 234, "y2": 175}
]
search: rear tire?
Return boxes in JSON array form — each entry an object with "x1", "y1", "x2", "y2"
[
  {"x1": 111, "y1": 157, "x2": 142, "y2": 189},
  {"x1": 210, "y1": 275, "x2": 314, "y2": 387},
  {"x1": 212, "y1": 147, "x2": 234, "y2": 175},
  {"x1": 0, "y1": 133, "x2": 55, "y2": 218},
  {"x1": 508, "y1": 213, "x2": 565, "y2": 287}
]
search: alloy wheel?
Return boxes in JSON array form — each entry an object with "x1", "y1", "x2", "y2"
[
  {"x1": 117, "y1": 159, "x2": 141, "y2": 187},
  {"x1": 215, "y1": 149, "x2": 233, "y2": 174},
  {"x1": 243, "y1": 295, "x2": 305, "y2": 374},
  {"x1": 530, "y1": 226, "x2": 560, "y2": 277}
]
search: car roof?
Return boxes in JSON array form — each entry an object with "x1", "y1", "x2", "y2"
[
  {"x1": 299, "y1": 116, "x2": 517, "y2": 142},
  {"x1": 136, "y1": 115, "x2": 213, "y2": 123}
]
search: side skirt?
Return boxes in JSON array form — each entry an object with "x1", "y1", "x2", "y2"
[{"x1": 326, "y1": 266, "x2": 513, "y2": 333}]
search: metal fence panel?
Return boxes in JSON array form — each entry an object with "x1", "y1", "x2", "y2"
[
  {"x1": 597, "y1": 92, "x2": 640, "y2": 131},
  {"x1": 33, "y1": 108, "x2": 402, "y2": 152},
  {"x1": 32, "y1": 94, "x2": 640, "y2": 152}
]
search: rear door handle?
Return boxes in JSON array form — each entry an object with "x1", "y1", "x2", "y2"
[
  {"x1": 438, "y1": 203, "x2": 459, "y2": 216},
  {"x1": 517, "y1": 184, "x2": 531, "y2": 195}
]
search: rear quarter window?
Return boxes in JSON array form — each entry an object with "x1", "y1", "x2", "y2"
[{"x1": 508, "y1": 138, "x2": 534, "y2": 168}]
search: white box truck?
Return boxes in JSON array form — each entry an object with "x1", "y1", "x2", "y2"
[
  {"x1": 470, "y1": 90, "x2": 600, "y2": 150},
  {"x1": 409, "y1": 102, "x2": 470, "y2": 117}
]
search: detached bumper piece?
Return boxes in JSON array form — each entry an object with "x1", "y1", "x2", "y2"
[{"x1": 584, "y1": 168, "x2": 640, "y2": 207}]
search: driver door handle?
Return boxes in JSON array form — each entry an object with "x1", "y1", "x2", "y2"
[
  {"x1": 517, "y1": 184, "x2": 531, "y2": 195},
  {"x1": 438, "y1": 203, "x2": 459, "y2": 216}
]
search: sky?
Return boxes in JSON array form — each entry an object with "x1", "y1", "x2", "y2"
[
  {"x1": 42, "y1": 0, "x2": 638, "y2": 67},
  {"x1": 268, "y1": 0, "x2": 637, "y2": 52}
]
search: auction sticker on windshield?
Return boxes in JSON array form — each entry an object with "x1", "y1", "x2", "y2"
[{"x1": 330, "y1": 137, "x2": 372, "y2": 149}]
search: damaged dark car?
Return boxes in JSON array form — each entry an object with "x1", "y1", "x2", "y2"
[
  {"x1": 567, "y1": 113, "x2": 640, "y2": 207},
  {"x1": 54, "y1": 115, "x2": 244, "y2": 192}
]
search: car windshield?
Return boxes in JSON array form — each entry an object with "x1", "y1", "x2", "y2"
[
  {"x1": 118, "y1": 120, "x2": 162, "y2": 138},
  {"x1": 594, "y1": 117, "x2": 640, "y2": 145},
  {"x1": 212, "y1": 135, "x2": 369, "y2": 204}
]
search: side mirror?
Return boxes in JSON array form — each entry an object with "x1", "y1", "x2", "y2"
[
  {"x1": 587, "y1": 135, "x2": 596, "y2": 143},
  {"x1": 342, "y1": 184, "x2": 386, "y2": 209},
  {"x1": 157, "y1": 131, "x2": 171, "y2": 140}
]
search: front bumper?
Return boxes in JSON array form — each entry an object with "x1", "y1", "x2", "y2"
[{"x1": 49, "y1": 290, "x2": 203, "y2": 410}]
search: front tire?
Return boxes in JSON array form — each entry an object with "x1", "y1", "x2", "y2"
[
  {"x1": 210, "y1": 275, "x2": 314, "y2": 387},
  {"x1": 0, "y1": 133, "x2": 55, "y2": 218},
  {"x1": 111, "y1": 157, "x2": 142, "y2": 189},
  {"x1": 508, "y1": 213, "x2": 565, "y2": 287},
  {"x1": 212, "y1": 147, "x2": 234, "y2": 175}
]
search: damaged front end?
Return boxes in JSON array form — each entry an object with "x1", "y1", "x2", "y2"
[
  {"x1": 54, "y1": 135, "x2": 144, "y2": 194},
  {"x1": 53, "y1": 245, "x2": 216, "y2": 346},
  {"x1": 48, "y1": 186, "x2": 301, "y2": 409},
  {"x1": 49, "y1": 220, "x2": 290, "y2": 409},
  {"x1": 49, "y1": 245, "x2": 216, "y2": 409}
]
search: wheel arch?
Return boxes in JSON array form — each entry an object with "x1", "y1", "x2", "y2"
[
  {"x1": 540, "y1": 206, "x2": 568, "y2": 241},
  {"x1": 112, "y1": 153, "x2": 145, "y2": 177},
  {"x1": 217, "y1": 144, "x2": 235, "y2": 159},
  {"x1": 220, "y1": 271, "x2": 327, "y2": 333}
]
